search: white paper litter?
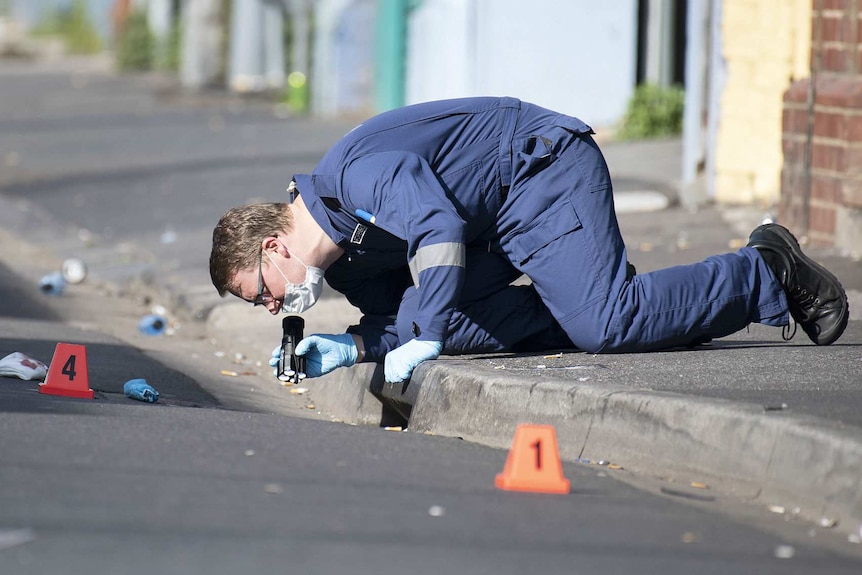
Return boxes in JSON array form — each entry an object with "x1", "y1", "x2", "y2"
[{"x1": 0, "y1": 352, "x2": 48, "y2": 381}]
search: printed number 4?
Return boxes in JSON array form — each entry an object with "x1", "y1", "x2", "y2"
[
  {"x1": 62, "y1": 355, "x2": 77, "y2": 381},
  {"x1": 531, "y1": 439, "x2": 542, "y2": 470}
]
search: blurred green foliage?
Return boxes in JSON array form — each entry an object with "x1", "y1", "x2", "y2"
[
  {"x1": 156, "y1": 22, "x2": 181, "y2": 72},
  {"x1": 618, "y1": 83, "x2": 685, "y2": 140},
  {"x1": 31, "y1": 0, "x2": 101, "y2": 54},
  {"x1": 30, "y1": 11, "x2": 63, "y2": 36},
  {"x1": 116, "y1": 10, "x2": 154, "y2": 71}
]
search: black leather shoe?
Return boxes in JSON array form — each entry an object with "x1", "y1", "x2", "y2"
[{"x1": 747, "y1": 223, "x2": 848, "y2": 345}]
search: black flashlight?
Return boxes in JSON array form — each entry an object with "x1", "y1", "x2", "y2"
[{"x1": 278, "y1": 315, "x2": 306, "y2": 384}]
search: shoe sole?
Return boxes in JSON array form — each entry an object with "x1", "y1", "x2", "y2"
[{"x1": 752, "y1": 224, "x2": 849, "y2": 345}]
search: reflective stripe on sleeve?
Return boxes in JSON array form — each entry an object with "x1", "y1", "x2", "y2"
[{"x1": 408, "y1": 242, "x2": 466, "y2": 287}]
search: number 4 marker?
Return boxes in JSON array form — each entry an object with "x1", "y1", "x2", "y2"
[{"x1": 39, "y1": 343, "x2": 94, "y2": 399}]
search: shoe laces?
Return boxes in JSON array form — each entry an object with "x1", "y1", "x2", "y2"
[
  {"x1": 789, "y1": 285, "x2": 818, "y2": 308},
  {"x1": 782, "y1": 316, "x2": 797, "y2": 341}
]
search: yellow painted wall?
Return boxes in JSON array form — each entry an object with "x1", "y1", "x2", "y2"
[{"x1": 714, "y1": 0, "x2": 811, "y2": 205}]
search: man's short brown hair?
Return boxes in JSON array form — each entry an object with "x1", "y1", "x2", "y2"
[{"x1": 209, "y1": 203, "x2": 293, "y2": 296}]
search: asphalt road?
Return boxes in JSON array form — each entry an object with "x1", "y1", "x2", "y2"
[
  {"x1": 0, "y1": 407, "x2": 849, "y2": 574},
  {"x1": 2, "y1": 262, "x2": 859, "y2": 575},
  {"x1": 2, "y1": 57, "x2": 862, "y2": 573},
  {"x1": 1, "y1": 369, "x2": 860, "y2": 575}
]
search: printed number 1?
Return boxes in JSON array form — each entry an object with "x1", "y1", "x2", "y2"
[
  {"x1": 531, "y1": 439, "x2": 542, "y2": 470},
  {"x1": 62, "y1": 355, "x2": 77, "y2": 381}
]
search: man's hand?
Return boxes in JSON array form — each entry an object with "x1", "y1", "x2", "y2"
[
  {"x1": 270, "y1": 333, "x2": 359, "y2": 379},
  {"x1": 384, "y1": 339, "x2": 442, "y2": 383}
]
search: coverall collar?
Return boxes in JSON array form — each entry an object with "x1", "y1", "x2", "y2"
[{"x1": 291, "y1": 173, "x2": 346, "y2": 246}]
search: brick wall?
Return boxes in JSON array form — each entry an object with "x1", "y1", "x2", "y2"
[{"x1": 781, "y1": 0, "x2": 862, "y2": 250}]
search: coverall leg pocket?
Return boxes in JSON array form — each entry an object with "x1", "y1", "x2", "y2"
[
  {"x1": 501, "y1": 200, "x2": 617, "y2": 352},
  {"x1": 498, "y1": 123, "x2": 631, "y2": 352}
]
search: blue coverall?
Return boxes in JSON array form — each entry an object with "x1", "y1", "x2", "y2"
[{"x1": 293, "y1": 97, "x2": 790, "y2": 362}]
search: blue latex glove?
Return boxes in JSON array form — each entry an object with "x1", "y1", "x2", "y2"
[
  {"x1": 270, "y1": 334, "x2": 358, "y2": 379},
  {"x1": 384, "y1": 339, "x2": 443, "y2": 383},
  {"x1": 124, "y1": 378, "x2": 159, "y2": 403}
]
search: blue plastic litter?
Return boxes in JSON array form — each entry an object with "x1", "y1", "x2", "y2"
[
  {"x1": 39, "y1": 272, "x2": 66, "y2": 296},
  {"x1": 124, "y1": 379, "x2": 159, "y2": 403},
  {"x1": 138, "y1": 314, "x2": 167, "y2": 336}
]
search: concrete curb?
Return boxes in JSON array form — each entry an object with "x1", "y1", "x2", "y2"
[{"x1": 311, "y1": 359, "x2": 862, "y2": 535}]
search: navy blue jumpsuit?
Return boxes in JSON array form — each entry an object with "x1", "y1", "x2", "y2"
[{"x1": 292, "y1": 97, "x2": 790, "y2": 362}]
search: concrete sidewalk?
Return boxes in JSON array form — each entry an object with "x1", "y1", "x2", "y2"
[{"x1": 2, "y1": 56, "x2": 861, "y2": 544}]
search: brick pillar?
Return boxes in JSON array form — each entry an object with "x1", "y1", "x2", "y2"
[{"x1": 781, "y1": 0, "x2": 862, "y2": 251}]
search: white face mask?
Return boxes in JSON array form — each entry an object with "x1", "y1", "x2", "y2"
[{"x1": 265, "y1": 248, "x2": 325, "y2": 314}]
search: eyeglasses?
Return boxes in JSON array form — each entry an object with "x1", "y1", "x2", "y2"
[{"x1": 252, "y1": 249, "x2": 275, "y2": 307}]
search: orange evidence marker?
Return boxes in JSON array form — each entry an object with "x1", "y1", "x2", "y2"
[
  {"x1": 495, "y1": 423, "x2": 570, "y2": 494},
  {"x1": 39, "y1": 343, "x2": 94, "y2": 399}
]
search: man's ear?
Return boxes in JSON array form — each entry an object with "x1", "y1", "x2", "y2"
[{"x1": 261, "y1": 236, "x2": 282, "y2": 254}]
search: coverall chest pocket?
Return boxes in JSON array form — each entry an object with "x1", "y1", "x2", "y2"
[
  {"x1": 504, "y1": 200, "x2": 582, "y2": 266},
  {"x1": 512, "y1": 135, "x2": 555, "y2": 183}
]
